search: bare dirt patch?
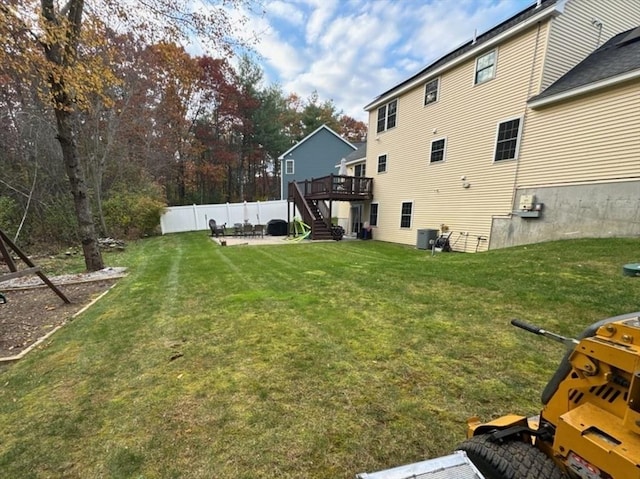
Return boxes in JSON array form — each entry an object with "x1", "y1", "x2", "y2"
[{"x1": 0, "y1": 269, "x2": 125, "y2": 359}]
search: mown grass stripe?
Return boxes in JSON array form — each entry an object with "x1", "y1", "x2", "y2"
[{"x1": 0, "y1": 233, "x2": 638, "y2": 478}]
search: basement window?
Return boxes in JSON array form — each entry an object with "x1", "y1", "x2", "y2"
[
  {"x1": 400, "y1": 201, "x2": 413, "y2": 228},
  {"x1": 370, "y1": 203, "x2": 379, "y2": 226}
]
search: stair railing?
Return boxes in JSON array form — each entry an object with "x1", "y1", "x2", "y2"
[{"x1": 290, "y1": 181, "x2": 316, "y2": 230}]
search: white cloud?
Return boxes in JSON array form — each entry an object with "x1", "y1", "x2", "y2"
[
  {"x1": 259, "y1": 35, "x2": 306, "y2": 79},
  {"x1": 303, "y1": 0, "x2": 339, "y2": 44},
  {"x1": 265, "y1": 0, "x2": 306, "y2": 27},
  {"x1": 239, "y1": 0, "x2": 531, "y2": 121}
]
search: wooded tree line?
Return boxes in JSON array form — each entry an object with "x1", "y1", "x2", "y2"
[{"x1": 0, "y1": 1, "x2": 366, "y2": 269}]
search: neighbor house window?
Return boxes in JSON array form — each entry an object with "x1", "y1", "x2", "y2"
[
  {"x1": 475, "y1": 50, "x2": 496, "y2": 84},
  {"x1": 430, "y1": 138, "x2": 446, "y2": 163},
  {"x1": 424, "y1": 78, "x2": 439, "y2": 105},
  {"x1": 369, "y1": 203, "x2": 379, "y2": 226},
  {"x1": 377, "y1": 99, "x2": 397, "y2": 133},
  {"x1": 400, "y1": 201, "x2": 413, "y2": 228},
  {"x1": 354, "y1": 163, "x2": 366, "y2": 177},
  {"x1": 494, "y1": 117, "x2": 522, "y2": 161},
  {"x1": 285, "y1": 159, "x2": 294, "y2": 174},
  {"x1": 377, "y1": 154, "x2": 387, "y2": 173}
]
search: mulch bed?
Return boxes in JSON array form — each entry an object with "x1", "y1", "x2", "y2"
[{"x1": 0, "y1": 280, "x2": 117, "y2": 359}]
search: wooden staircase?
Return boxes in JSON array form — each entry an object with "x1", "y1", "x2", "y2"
[
  {"x1": 305, "y1": 199, "x2": 334, "y2": 240},
  {"x1": 288, "y1": 174, "x2": 373, "y2": 241}
]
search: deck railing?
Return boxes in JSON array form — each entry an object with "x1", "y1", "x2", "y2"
[{"x1": 288, "y1": 174, "x2": 373, "y2": 200}]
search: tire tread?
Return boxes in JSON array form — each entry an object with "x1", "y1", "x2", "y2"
[{"x1": 457, "y1": 434, "x2": 566, "y2": 479}]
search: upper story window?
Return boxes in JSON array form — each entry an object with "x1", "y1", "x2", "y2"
[
  {"x1": 369, "y1": 203, "x2": 379, "y2": 226},
  {"x1": 475, "y1": 50, "x2": 496, "y2": 85},
  {"x1": 424, "y1": 78, "x2": 439, "y2": 105},
  {"x1": 494, "y1": 117, "x2": 522, "y2": 161},
  {"x1": 430, "y1": 138, "x2": 446, "y2": 163},
  {"x1": 354, "y1": 163, "x2": 366, "y2": 177},
  {"x1": 377, "y1": 99, "x2": 397, "y2": 133},
  {"x1": 400, "y1": 201, "x2": 413, "y2": 228},
  {"x1": 377, "y1": 154, "x2": 387, "y2": 173},
  {"x1": 285, "y1": 159, "x2": 294, "y2": 175}
]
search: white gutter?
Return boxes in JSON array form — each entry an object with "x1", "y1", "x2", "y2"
[
  {"x1": 528, "y1": 69, "x2": 640, "y2": 108},
  {"x1": 364, "y1": 2, "x2": 565, "y2": 112}
]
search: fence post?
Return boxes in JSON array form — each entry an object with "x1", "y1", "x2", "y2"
[{"x1": 192, "y1": 204, "x2": 198, "y2": 230}]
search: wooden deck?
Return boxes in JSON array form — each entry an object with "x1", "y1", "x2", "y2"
[
  {"x1": 287, "y1": 175, "x2": 373, "y2": 202},
  {"x1": 287, "y1": 175, "x2": 373, "y2": 240}
]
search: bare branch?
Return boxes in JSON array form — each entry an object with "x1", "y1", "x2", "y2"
[{"x1": 0, "y1": 3, "x2": 42, "y2": 44}]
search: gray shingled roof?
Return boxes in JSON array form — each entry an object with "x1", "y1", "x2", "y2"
[
  {"x1": 370, "y1": 0, "x2": 558, "y2": 104},
  {"x1": 529, "y1": 26, "x2": 640, "y2": 102},
  {"x1": 343, "y1": 142, "x2": 366, "y2": 162}
]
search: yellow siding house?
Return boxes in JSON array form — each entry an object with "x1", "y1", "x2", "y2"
[{"x1": 363, "y1": 0, "x2": 640, "y2": 251}]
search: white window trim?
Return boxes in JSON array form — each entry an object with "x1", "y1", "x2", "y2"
[
  {"x1": 493, "y1": 115, "x2": 523, "y2": 163},
  {"x1": 377, "y1": 99, "x2": 398, "y2": 133},
  {"x1": 473, "y1": 49, "x2": 498, "y2": 86},
  {"x1": 400, "y1": 200, "x2": 414, "y2": 229},
  {"x1": 285, "y1": 159, "x2": 295, "y2": 175},
  {"x1": 377, "y1": 153, "x2": 388, "y2": 174},
  {"x1": 429, "y1": 137, "x2": 447, "y2": 163},
  {"x1": 369, "y1": 202, "x2": 379, "y2": 227},
  {"x1": 424, "y1": 77, "x2": 440, "y2": 105}
]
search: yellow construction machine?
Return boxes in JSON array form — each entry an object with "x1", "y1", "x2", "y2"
[{"x1": 359, "y1": 311, "x2": 640, "y2": 479}]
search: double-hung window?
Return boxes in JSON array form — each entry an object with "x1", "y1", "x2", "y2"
[
  {"x1": 377, "y1": 154, "x2": 387, "y2": 173},
  {"x1": 354, "y1": 163, "x2": 366, "y2": 177},
  {"x1": 424, "y1": 78, "x2": 439, "y2": 105},
  {"x1": 369, "y1": 203, "x2": 379, "y2": 227},
  {"x1": 475, "y1": 50, "x2": 496, "y2": 84},
  {"x1": 285, "y1": 159, "x2": 295, "y2": 174},
  {"x1": 400, "y1": 202, "x2": 413, "y2": 228},
  {"x1": 494, "y1": 117, "x2": 522, "y2": 161},
  {"x1": 430, "y1": 138, "x2": 446, "y2": 163},
  {"x1": 377, "y1": 99, "x2": 397, "y2": 133}
]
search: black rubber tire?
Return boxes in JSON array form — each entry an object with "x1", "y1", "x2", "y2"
[{"x1": 457, "y1": 435, "x2": 567, "y2": 479}]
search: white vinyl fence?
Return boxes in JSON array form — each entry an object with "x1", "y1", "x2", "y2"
[{"x1": 160, "y1": 200, "x2": 291, "y2": 234}]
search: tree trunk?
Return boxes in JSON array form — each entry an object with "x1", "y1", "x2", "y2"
[
  {"x1": 54, "y1": 108, "x2": 104, "y2": 271},
  {"x1": 40, "y1": 0, "x2": 103, "y2": 271}
]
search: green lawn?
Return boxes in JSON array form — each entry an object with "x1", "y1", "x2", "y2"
[{"x1": 1, "y1": 233, "x2": 639, "y2": 478}]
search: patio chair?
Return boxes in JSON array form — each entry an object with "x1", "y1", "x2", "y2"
[
  {"x1": 243, "y1": 223, "x2": 254, "y2": 237},
  {"x1": 209, "y1": 219, "x2": 225, "y2": 237},
  {"x1": 253, "y1": 224, "x2": 264, "y2": 238}
]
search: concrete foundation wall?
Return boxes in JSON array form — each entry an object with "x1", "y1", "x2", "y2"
[{"x1": 490, "y1": 181, "x2": 640, "y2": 249}]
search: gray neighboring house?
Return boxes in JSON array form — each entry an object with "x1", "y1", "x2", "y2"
[{"x1": 278, "y1": 125, "x2": 357, "y2": 200}]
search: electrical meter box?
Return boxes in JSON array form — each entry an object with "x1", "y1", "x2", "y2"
[{"x1": 519, "y1": 194, "x2": 535, "y2": 210}]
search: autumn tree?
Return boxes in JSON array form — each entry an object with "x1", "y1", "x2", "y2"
[
  {"x1": 0, "y1": 0, "x2": 251, "y2": 270},
  {"x1": 339, "y1": 115, "x2": 368, "y2": 143},
  {"x1": 280, "y1": 90, "x2": 367, "y2": 144},
  {"x1": 251, "y1": 85, "x2": 294, "y2": 199},
  {"x1": 189, "y1": 56, "x2": 240, "y2": 204}
]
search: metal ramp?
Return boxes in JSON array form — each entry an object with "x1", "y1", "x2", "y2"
[{"x1": 357, "y1": 451, "x2": 485, "y2": 479}]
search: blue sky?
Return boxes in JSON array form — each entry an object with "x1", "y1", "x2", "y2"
[{"x1": 235, "y1": 0, "x2": 534, "y2": 121}]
